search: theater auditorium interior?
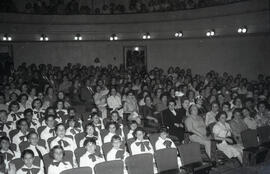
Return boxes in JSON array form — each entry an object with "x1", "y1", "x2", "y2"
[{"x1": 0, "y1": 0, "x2": 270, "y2": 174}]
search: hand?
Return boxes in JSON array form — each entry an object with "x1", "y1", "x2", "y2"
[
  {"x1": 174, "y1": 123, "x2": 180, "y2": 127},
  {"x1": 225, "y1": 138, "x2": 233, "y2": 144}
]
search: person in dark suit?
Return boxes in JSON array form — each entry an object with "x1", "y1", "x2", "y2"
[
  {"x1": 162, "y1": 100, "x2": 185, "y2": 143},
  {"x1": 80, "y1": 78, "x2": 95, "y2": 111}
]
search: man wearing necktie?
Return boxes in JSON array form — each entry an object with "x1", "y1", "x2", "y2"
[{"x1": 80, "y1": 79, "x2": 95, "y2": 111}]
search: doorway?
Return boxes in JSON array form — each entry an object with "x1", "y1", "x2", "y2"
[{"x1": 123, "y1": 46, "x2": 147, "y2": 71}]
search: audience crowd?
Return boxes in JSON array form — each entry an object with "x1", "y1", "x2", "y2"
[
  {"x1": 0, "y1": 0, "x2": 248, "y2": 15},
  {"x1": 0, "y1": 61, "x2": 270, "y2": 174}
]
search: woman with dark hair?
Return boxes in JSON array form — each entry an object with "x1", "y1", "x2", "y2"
[
  {"x1": 229, "y1": 109, "x2": 248, "y2": 144},
  {"x1": 213, "y1": 111, "x2": 243, "y2": 163}
]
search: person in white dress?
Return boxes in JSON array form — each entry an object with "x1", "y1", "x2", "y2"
[
  {"x1": 155, "y1": 127, "x2": 182, "y2": 167},
  {"x1": 107, "y1": 87, "x2": 123, "y2": 118},
  {"x1": 213, "y1": 111, "x2": 243, "y2": 163},
  {"x1": 12, "y1": 119, "x2": 30, "y2": 150},
  {"x1": 205, "y1": 102, "x2": 219, "y2": 126},
  {"x1": 7, "y1": 101, "x2": 23, "y2": 123},
  {"x1": 47, "y1": 145, "x2": 73, "y2": 174},
  {"x1": 106, "y1": 135, "x2": 129, "y2": 161},
  {"x1": 103, "y1": 122, "x2": 122, "y2": 143},
  {"x1": 40, "y1": 115, "x2": 56, "y2": 149},
  {"x1": 26, "y1": 132, "x2": 48, "y2": 157},
  {"x1": 0, "y1": 136, "x2": 19, "y2": 173},
  {"x1": 0, "y1": 110, "x2": 14, "y2": 137},
  {"x1": 24, "y1": 109, "x2": 41, "y2": 131},
  {"x1": 79, "y1": 138, "x2": 105, "y2": 174},
  {"x1": 65, "y1": 117, "x2": 82, "y2": 139},
  {"x1": 50, "y1": 123, "x2": 77, "y2": 152},
  {"x1": 126, "y1": 121, "x2": 138, "y2": 140},
  {"x1": 16, "y1": 149, "x2": 44, "y2": 174},
  {"x1": 130, "y1": 127, "x2": 154, "y2": 155},
  {"x1": 79, "y1": 123, "x2": 102, "y2": 147}
]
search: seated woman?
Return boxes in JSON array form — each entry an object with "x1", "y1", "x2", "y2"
[
  {"x1": 48, "y1": 145, "x2": 73, "y2": 174},
  {"x1": 185, "y1": 105, "x2": 211, "y2": 158},
  {"x1": 80, "y1": 123, "x2": 102, "y2": 147},
  {"x1": 79, "y1": 138, "x2": 105, "y2": 173},
  {"x1": 42, "y1": 107, "x2": 61, "y2": 126},
  {"x1": 12, "y1": 118, "x2": 30, "y2": 150},
  {"x1": 130, "y1": 127, "x2": 154, "y2": 155},
  {"x1": 213, "y1": 111, "x2": 243, "y2": 163},
  {"x1": 40, "y1": 114, "x2": 56, "y2": 149},
  {"x1": 65, "y1": 116, "x2": 82, "y2": 139},
  {"x1": 162, "y1": 100, "x2": 185, "y2": 143},
  {"x1": 155, "y1": 127, "x2": 182, "y2": 167},
  {"x1": 26, "y1": 132, "x2": 48, "y2": 157},
  {"x1": 16, "y1": 149, "x2": 44, "y2": 174},
  {"x1": 103, "y1": 122, "x2": 123, "y2": 143},
  {"x1": 140, "y1": 95, "x2": 159, "y2": 129},
  {"x1": 50, "y1": 123, "x2": 77, "y2": 152},
  {"x1": 0, "y1": 136, "x2": 19, "y2": 173},
  {"x1": 242, "y1": 107, "x2": 257, "y2": 130},
  {"x1": 123, "y1": 91, "x2": 140, "y2": 124},
  {"x1": 229, "y1": 109, "x2": 248, "y2": 145},
  {"x1": 205, "y1": 101, "x2": 219, "y2": 127},
  {"x1": 94, "y1": 85, "x2": 109, "y2": 119},
  {"x1": 107, "y1": 87, "x2": 123, "y2": 118}
]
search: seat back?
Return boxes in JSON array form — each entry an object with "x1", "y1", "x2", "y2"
[
  {"x1": 154, "y1": 148, "x2": 178, "y2": 172},
  {"x1": 9, "y1": 129, "x2": 19, "y2": 141},
  {"x1": 94, "y1": 160, "x2": 124, "y2": 174},
  {"x1": 43, "y1": 153, "x2": 53, "y2": 172},
  {"x1": 10, "y1": 143, "x2": 17, "y2": 152},
  {"x1": 126, "y1": 138, "x2": 135, "y2": 154},
  {"x1": 257, "y1": 126, "x2": 270, "y2": 144},
  {"x1": 149, "y1": 133, "x2": 159, "y2": 151},
  {"x1": 60, "y1": 167, "x2": 92, "y2": 174},
  {"x1": 74, "y1": 147, "x2": 87, "y2": 164},
  {"x1": 63, "y1": 151, "x2": 73, "y2": 166},
  {"x1": 74, "y1": 132, "x2": 86, "y2": 147},
  {"x1": 47, "y1": 136, "x2": 57, "y2": 149},
  {"x1": 125, "y1": 153, "x2": 154, "y2": 174},
  {"x1": 100, "y1": 129, "x2": 109, "y2": 143},
  {"x1": 178, "y1": 142, "x2": 202, "y2": 166},
  {"x1": 37, "y1": 126, "x2": 46, "y2": 137},
  {"x1": 19, "y1": 141, "x2": 30, "y2": 152},
  {"x1": 241, "y1": 129, "x2": 258, "y2": 148}
]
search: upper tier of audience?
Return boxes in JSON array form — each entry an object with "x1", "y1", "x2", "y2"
[{"x1": 0, "y1": 0, "x2": 248, "y2": 15}]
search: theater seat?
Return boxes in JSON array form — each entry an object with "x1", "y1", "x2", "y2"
[
  {"x1": 154, "y1": 148, "x2": 179, "y2": 173},
  {"x1": 74, "y1": 132, "x2": 85, "y2": 147},
  {"x1": 94, "y1": 160, "x2": 124, "y2": 174},
  {"x1": 60, "y1": 167, "x2": 92, "y2": 174},
  {"x1": 125, "y1": 153, "x2": 154, "y2": 174}
]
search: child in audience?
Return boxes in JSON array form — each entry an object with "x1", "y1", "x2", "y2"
[
  {"x1": 0, "y1": 110, "x2": 14, "y2": 136},
  {"x1": 0, "y1": 136, "x2": 18, "y2": 173},
  {"x1": 16, "y1": 149, "x2": 44, "y2": 174},
  {"x1": 55, "y1": 100, "x2": 68, "y2": 122},
  {"x1": 130, "y1": 127, "x2": 154, "y2": 155},
  {"x1": 106, "y1": 135, "x2": 129, "y2": 161},
  {"x1": 91, "y1": 112, "x2": 104, "y2": 130},
  {"x1": 42, "y1": 107, "x2": 61, "y2": 125},
  {"x1": 65, "y1": 116, "x2": 82, "y2": 138},
  {"x1": 79, "y1": 123, "x2": 102, "y2": 147},
  {"x1": 47, "y1": 145, "x2": 73, "y2": 174},
  {"x1": 32, "y1": 99, "x2": 45, "y2": 124},
  {"x1": 26, "y1": 132, "x2": 48, "y2": 157},
  {"x1": 50, "y1": 123, "x2": 77, "y2": 152},
  {"x1": 79, "y1": 138, "x2": 104, "y2": 173},
  {"x1": 24, "y1": 109, "x2": 40, "y2": 131},
  {"x1": 103, "y1": 122, "x2": 122, "y2": 143},
  {"x1": 7, "y1": 101, "x2": 23, "y2": 122},
  {"x1": 12, "y1": 118, "x2": 30, "y2": 149},
  {"x1": 40, "y1": 114, "x2": 56, "y2": 149},
  {"x1": 126, "y1": 121, "x2": 138, "y2": 140},
  {"x1": 155, "y1": 127, "x2": 182, "y2": 167}
]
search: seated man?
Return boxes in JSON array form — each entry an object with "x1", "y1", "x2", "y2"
[{"x1": 185, "y1": 105, "x2": 211, "y2": 158}]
